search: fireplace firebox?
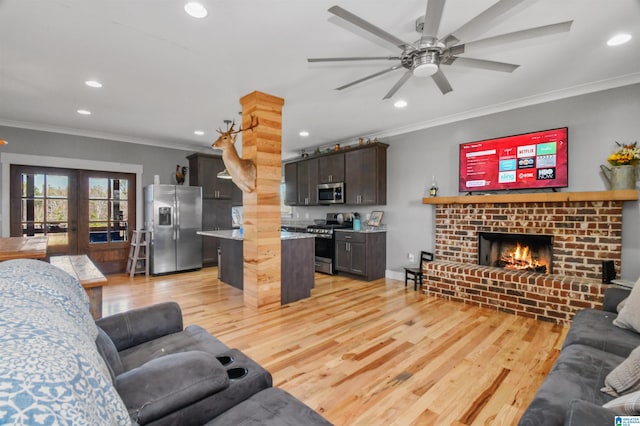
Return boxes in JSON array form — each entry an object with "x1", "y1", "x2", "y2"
[{"x1": 478, "y1": 232, "x2": 553, "y2": 274}]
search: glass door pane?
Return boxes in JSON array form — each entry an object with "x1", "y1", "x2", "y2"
[
  {"x1": 88, "y1": 177, "x2": 129, "y2": 243},
  {"x1": 11, "y1": 166, "x2": 78, "y2": 255}
]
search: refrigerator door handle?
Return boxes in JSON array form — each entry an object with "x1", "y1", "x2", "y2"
[
  {"x1": 176, "y1": 198, "x2": 180, "y2": 240},
  {"x1": 173, "y1": 200, "x2": 178, "y2": 240}
]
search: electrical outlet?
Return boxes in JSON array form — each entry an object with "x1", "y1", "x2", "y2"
[
  {"x1": 408, "y1": 253, "x2": 414, "y2": 263},
  {"x1": 305, "y1": 213, "x2": 309, "y2": 219}
]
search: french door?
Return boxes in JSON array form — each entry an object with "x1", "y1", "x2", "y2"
[
  {"x1": 10, "y1": 165, "x2": 136, "y2": 273},
  {"x1": 10, "y1": 166, "x2": 78, "y2": 256}
]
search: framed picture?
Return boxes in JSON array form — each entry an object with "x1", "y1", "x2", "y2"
[{"x1": 367, "y1": 211, "x2": 384, "y2": 227}]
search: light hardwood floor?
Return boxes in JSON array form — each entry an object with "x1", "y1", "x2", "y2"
[{"x1": 103, "y1": 268, "x2": 567, "y2": 426}]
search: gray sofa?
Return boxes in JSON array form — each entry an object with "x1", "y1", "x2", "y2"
[
  {"x1": 0, "y1": 259, "x2": 331, "y2": 425},
  {"x1": 96, "y1": 301, "x2": 331, "y2": 425},
  {"x1": 519, "y1": 287, "x2": 638, "y2": 425}
]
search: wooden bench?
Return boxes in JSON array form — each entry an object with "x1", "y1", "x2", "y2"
[{"x1": 50, "y1": 255, "x2": 107, "y2": 319}]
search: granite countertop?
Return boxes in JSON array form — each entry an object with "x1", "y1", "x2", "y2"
[
  {"x1": 335, "y1": 228, "x2": 387, "y2": 234},
  {"x1": 198, "y1": 230, "x2": 315, "y2": 241},
  {"x1": 281, "y1": 220, "x2": 315, "y2": 228}
]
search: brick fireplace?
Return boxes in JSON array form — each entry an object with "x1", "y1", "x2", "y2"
[{"x1": 421, "y1": 191, "x2": 637, "y2": 324}]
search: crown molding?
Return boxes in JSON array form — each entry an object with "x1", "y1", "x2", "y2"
[
  {"x1": 0, "y1": 119, "x2": 208, "y2": 153},
  {"x1": 358, "y1": 73, "x2": 640, "y2": 142}
]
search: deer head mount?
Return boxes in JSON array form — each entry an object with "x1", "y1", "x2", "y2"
[{"x1": 212, "y1": 115, "x2": 259, "y2": 193}]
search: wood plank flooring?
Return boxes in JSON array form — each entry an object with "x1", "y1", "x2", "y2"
[{"x1": 103, "y1": 268, "x2": 567, "y2": 426}]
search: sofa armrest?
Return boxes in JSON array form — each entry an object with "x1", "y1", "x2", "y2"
[
  {"x1": 96, "y1": 302, "x2": 183, "y2": 351},
  {"x1": 564, "y1": 399, "x2": 617, "y2": 426},
  {"x1": 116, "y1": 351, "x2": 229, "y2": 425},
  {"x1": 602, "y1": 287, "x2": 631, "y2": 313}
]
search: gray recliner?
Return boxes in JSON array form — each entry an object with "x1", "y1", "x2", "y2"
[{"x1": 95, "y1": 302, "x2": 331, "y2": 426}]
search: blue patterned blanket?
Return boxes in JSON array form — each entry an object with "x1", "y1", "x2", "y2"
[{"x1": 0, "y1": 259, "x2": 130, "y2": 425}]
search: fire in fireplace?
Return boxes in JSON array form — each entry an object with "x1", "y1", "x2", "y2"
[{"x1": 478, "y1": 232, "x2": 553, "y2": 274}]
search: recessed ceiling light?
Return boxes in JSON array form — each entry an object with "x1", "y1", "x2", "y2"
[
  {"x1": 85, "y1": 80, "x2": 102, "y2": 88},
  {"x1": 77, "y1": 109, "x2": 91, "y2": 115},
  {"x1": 394, "y1": 100, "x2": 408, "y2": 108},
  {"x1": 299, "y1": 131, "x2": 310, "y2": 137},
  {"x1": 607, "y1": 33, "x2": 632, "y2": 46},
  {"x1": 194, "y1": 130, "x2": 205, "y2": 136},
  {"x1": 184, "y1": 2, "x2": 208, "y2": 18}
]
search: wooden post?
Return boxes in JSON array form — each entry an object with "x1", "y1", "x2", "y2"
[{"x1": 239, "y1": 91, "x2": 285, "y2": 310}]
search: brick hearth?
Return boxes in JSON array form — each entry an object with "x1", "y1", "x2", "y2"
[{"x1": 424, "y1": 198, "x2": 627, "y2": 324}]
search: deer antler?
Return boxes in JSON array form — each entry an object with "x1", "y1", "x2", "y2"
[
  {"x1": 216, "y1": 115, "x2": 259, "y2": 136},
  {"x1": 211, "y1": 115, "x2": 259, "y2": 194}
]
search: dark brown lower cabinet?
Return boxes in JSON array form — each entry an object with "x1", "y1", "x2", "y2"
[
  {"x1": 202, "y1": 200, "x2": 232, "y2": 266},
  {"x1": 335, "y1": 231, "x2": 386, "y2": 281}
]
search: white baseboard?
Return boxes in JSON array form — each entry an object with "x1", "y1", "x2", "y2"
[{"x1": 386, "y1": 270, "x2": 404, "y2": 281}]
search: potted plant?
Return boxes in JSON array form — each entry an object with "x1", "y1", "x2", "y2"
[{"x1": 600, "y1": 142, "x2": 640, "y2": 190}]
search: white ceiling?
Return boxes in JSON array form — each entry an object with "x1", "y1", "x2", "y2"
[{"x1": 1, "y1": 0, "x2": 639, "y2": 159}]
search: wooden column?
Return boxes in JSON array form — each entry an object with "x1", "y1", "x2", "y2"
[{"x1": 239, "y1": 91, "x2": 285, "y2": 310}]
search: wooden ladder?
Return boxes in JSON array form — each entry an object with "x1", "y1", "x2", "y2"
[{"x1": 126, "y1": 230, "x2": 150, "y2": 278}]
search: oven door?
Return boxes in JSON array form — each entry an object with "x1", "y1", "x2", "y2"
[{"x1": 313, "y1": 233, "x2": 335, "y2": 274}]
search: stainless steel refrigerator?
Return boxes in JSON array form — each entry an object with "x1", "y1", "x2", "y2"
[{"x1": 144, "y1": 184, "x2": 202, "y2": 274}]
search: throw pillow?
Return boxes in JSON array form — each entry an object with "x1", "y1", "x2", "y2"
[
  {"x1": 602, "y1": 345, "x2": 640, "y2": 396},
  {"x1": 603, "y1": 389, "x2": 640, "y2": 415},
  {"x1": 613, "y1": 277, "x2": 640, "y2": 332},
  {"x1": 618, "y1": 297, "x2": 628, "y2": 313}
]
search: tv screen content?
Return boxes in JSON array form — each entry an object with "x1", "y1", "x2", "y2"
[{"x1": 459, "y1": 127, "x2": 568, "y2": 193}]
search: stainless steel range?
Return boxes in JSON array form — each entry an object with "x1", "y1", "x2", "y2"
[{"x1": 307, "y1": 213, "x2": 352, "y2": 275}]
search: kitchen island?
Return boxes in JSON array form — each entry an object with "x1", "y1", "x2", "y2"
[{"x1": 198, "y1": 230, "x2": 316, "y2": 304}]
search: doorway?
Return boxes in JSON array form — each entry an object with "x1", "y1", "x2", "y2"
[{"x1": 10, "y1": 165, "x2": 136, "y2": 273}]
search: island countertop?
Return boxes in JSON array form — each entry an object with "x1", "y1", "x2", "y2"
[
  {"x1": 335, "y1": 228, "x2": 387, "y2": 234},
  {"x1": 198, "y1": 230, "x2": 315, "y2": 241}
]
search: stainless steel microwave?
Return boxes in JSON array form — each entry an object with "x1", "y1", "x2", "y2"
[{"x1": 318, "y1": 182, "x2": 344, "y2": 204}]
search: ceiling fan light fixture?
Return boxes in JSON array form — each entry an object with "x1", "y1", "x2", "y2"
[
  {"x1": 412, "y1": 53, "x2": 439, "y2": 77},
  {"x1": 413, "y1": 62, "x2": 438, "y2": 77}
]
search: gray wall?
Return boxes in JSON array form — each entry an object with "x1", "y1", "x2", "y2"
[
  {"x1": 292, "y1": 83, "x2": 640, "y2": 281},
  {"x1": 0, "y1": 126, "x2": 195, "y2": 186},
  {"x1": 384, "y1": 83, "x2": 640, "y2": 280},
  {"x1": 0, "y1": 125, "x2": 199, "y2": 233}
]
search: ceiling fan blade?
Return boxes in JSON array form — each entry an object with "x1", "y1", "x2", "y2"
[
  {"x1": 328, "y1": 5, "x2": 411, "y2": 49},
  {"x1": 308, "y1": 56, "x2": 400, "y2": 62},
  {"x1": 336, "y1": 65, "x2": 402, "y2": 91},
  {"x1": 421, "y1": 0, "x2": 447, "y2": 43},
  {"x1": 444, "y1": 56, "x2": 519, "y2": 73},
  {"x1": 459, "y1": 21, "x2": 573, "y2": 52},
  {"x1": 383, "y1": 70, "x2": 413, "y2": 99},
  {"x1": 431, "y1": 69, "x2": 453, "y2": 94},
  {"x1": 441, "y1": 0, "x2": 529, "y2": 47}
]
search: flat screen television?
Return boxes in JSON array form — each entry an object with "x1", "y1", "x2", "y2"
[{"x1": 459, "y1": 127, "x2": 568, "y2": 193}]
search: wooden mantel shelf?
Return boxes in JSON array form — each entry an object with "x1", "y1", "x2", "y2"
[{"x1": 422, "y1": 189, "x2": 638, "y2": 205}]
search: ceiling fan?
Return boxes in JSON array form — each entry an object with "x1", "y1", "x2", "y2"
[{"x1": 308, "y1": 0, "x2": 573, "y2": 99}]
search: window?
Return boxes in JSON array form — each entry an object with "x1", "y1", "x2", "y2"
[
  {"x1": 88, "y1": 177, "x2": 129, "y2": 243},
  {"x1": 19, "y1": 173, "x2": 70, "y2": 247},
  {"x1": 280, "y1": 183, "x2": 292, "y2": 218}
]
